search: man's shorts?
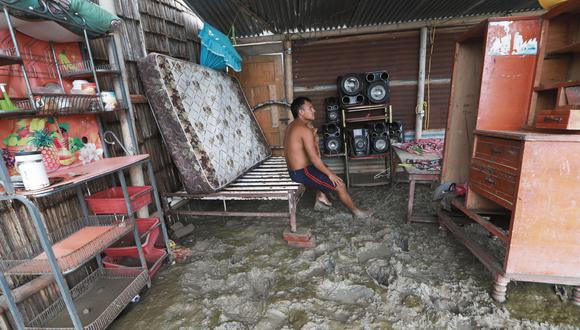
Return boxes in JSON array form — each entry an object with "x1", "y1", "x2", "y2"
[{"x1": 288, "y1": 164, "x2": 336, "y2": 194}]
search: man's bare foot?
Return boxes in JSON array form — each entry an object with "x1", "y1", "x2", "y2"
[
  {"x1": 352, "y1": 209, "x2": 372, "y2": 220},
  {"x1": 316, "y1": 191, "x2": 333, "y2": 207},
  {"x1": 314, "y1": 200, "x2": 330, "y2": 212}
]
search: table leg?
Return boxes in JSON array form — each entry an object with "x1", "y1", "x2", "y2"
[
  {"x1": 491, "y1": 275, "x2": 510, "y2": 302},
  {"x1": 407, "y1": 178, "x2": 416, "y2": 224},
  {"x1": 572, "y1": 287, "x2": 580, "y2": 306}
]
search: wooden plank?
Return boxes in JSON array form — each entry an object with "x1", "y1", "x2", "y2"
[
  {"x1": 438, "y1": 210, "x2": 504, "y2": 277},
  {"x1": 241, "y1": 175, "x2": 290, "y2": 179},
  {"x1": 169, "y1": 210, "x2": 290, "y2": 217},
  {"x1": 451, "y1": 198, "x2": 509, "y2": 242},
  {"x1": 236, "y1": 178, "x2": 295, "y2": 183},
  {"x1": 440, "y1": 39, "x2": 483, "y2": 184},
  {"x1": 230, "y1": 182, "x2": 300, "y2": 187},
  {"x1": 224, "y1": 186, "x2": 301, "y2": 191}
]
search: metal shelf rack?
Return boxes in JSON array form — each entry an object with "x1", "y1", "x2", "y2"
[
  {"x1": 340, "y1": 104, "x2": 393, "y2": 187},
  {"x1": 0, "y1": 2, "x2": 170, "y2": 330}
]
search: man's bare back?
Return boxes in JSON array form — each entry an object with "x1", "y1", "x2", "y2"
[{"x1": 284, "y1": 120, "x2": 314, "y2": 171}]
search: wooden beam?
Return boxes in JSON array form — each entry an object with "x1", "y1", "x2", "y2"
[{"x1": 0, "y1": 275, "x2": 54, "y2": 313}]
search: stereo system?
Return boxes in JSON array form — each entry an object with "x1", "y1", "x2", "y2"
[
  {"x1": 338, "y1": 71, "x2": 390, "y2": 106},
  {"x1": 348, "y1": 128, "x2": 370, "y2": 157}
]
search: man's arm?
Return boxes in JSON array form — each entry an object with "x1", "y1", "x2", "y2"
[{"x1": 301, "y1": 126, "x2": 344, "y2": 187}]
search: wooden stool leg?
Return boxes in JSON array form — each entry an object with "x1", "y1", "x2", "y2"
[
  {"x1": 407, "y1": 179, "x2": 416, "y2": 224},
  {"x1": 288, "y1": 191, "x2": 297, "y2": 232},
  {"x1": 572, "y1": 287, "x2": 580, "y2": 307},
  {"x1": 491, "y1": 275, "x2": 510, "y2": 302}
]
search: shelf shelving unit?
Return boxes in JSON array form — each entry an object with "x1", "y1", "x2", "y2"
[
  {"x1": 0, "y1": 2, "x2": 171, "y2": 330},
  {"x1": 339, "y1": 103, "x2": 392, "y2": 187}
]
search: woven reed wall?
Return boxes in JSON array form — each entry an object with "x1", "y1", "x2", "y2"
[{"x1": 0, "y1": 1, "x2": 201, "y2": 328}]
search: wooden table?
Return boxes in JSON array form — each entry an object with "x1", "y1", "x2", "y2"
[{"x1": 391, "y1": 148, "x2": 441, "y2": 224}]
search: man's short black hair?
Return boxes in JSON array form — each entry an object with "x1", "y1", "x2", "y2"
[{"x1": 290, "y1": 96, "x2": 312, "y2": 119}]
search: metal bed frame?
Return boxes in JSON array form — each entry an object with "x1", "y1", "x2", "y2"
[{"x1": 163, "y1": 157, "x2": 305, "y2": 232}]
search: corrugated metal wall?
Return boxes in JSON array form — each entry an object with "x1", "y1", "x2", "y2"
[{"x1": 292, "y1": 27, "x2": 463, "y2": 131}]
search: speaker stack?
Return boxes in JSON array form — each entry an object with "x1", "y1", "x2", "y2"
[
  {"x1": 322, "y1": 97, "x2": 343, "y2": 154},
  {"x1": 366, "y1": 122, "x2": 390, "y2": 154},
  {"x1": 338, "y1": 71, "x2": 390, "y2": 107}
]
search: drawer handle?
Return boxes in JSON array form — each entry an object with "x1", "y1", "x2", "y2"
[
  {"x1": 484, "y1": 177, "x2": 496, "y2": 185},
  {"x1": 490, "y1": 146, "x2": 502, "y2": 155},
  {"x1": 543, "y1": 116, "x2": 562, "y2": 123}
]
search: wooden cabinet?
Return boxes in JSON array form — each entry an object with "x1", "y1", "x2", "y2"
[
  {"x1": 439, "y1": 1, "x2": 580, "y2": 306},
  {"x1": 441, "y1": 16, "x2": 542, "y2": 186},
  {"x1": 530, "y1": 2, "x2": 580, "y2": 130}
]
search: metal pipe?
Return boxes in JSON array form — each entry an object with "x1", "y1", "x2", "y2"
[
  {"x1": 49, "y1": 42, "x2": 65, "y2": 92},
  {"x1": 20, "y1": 197, "x2": 83, "y2": 329},
  {"x1": 146, "y1": 161, "x2": 172, "y2": 256},
  {"x1": 0, "y1": 272, "x2": 25, "y2": 330},
  {"x1": 117, "y1": 171, "x2": 150, "y2": 286},
  {"x1": 83, "y1": 28, "x2": 104, "y2": 112},
  {"x1": 415, "y1": 27, "x2": 428, "y2": 140},
  {"x1": 76, "y1": 186, "x2": 90, "y2": 226},
  {"x1": 99, "y1": 0, "x2": 148, "y2": 217}
]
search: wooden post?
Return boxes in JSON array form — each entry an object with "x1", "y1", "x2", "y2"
[
  {"x1": 284, "y1": 40, "x2": 294, "y2": 123},
  {"x1": 100, "y1": 0, "x2": 148, "y2": 217},
  {"x1": 415, "y1": 27, "x2": 428, "y2": 140}
]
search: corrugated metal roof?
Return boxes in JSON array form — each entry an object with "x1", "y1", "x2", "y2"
[{"x1": 185, "y1": 0, "x2": 541, "y2": 38}]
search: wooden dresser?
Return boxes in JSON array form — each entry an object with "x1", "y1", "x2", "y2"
[
  {"x1": 465, "y1": 130, "x2": 580, "y2": 301},
  {"x1": 439, "y1": 1, "x2": 580, "y2": 305}
]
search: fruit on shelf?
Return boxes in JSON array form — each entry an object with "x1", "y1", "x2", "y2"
[{"x1": 30, "y1": 129, "x2": 60, "y2": 171}]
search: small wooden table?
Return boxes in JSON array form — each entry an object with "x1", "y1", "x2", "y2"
[{"x1": 391, "y1": 148, "x2": 441, "y2": 224}]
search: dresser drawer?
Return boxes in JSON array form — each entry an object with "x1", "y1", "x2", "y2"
[
  {"x1": 535, "y1": 109, "x2": 580, "y2": 130},
  {"x1": 473, "y1": 136, "x2": 522, "y2": 173},
  {"x1": 469, "y1": 159, "x2": 518, "y2": 210}
]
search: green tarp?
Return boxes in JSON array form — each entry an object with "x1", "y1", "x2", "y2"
[{"x1": 1, "y1": 0, "x2": 120, "y2": 38}]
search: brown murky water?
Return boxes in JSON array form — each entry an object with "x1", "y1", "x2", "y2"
[{"x1": 111, "y1": 184, "x2": 579, "y2": 329}]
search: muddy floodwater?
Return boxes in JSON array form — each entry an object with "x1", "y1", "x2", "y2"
[{"x1": 111, "y1": 184, "x2": 579, "y2": 329}]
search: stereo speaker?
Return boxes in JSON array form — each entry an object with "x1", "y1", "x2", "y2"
[
  {"x1": 365, "y1": 71, "x2": 389, "y2": 83},
  {"x1": 325, "y1": 97, "x2": 341, "y2": 123},
  {"x1": 366, "y1": 123, "x2": 389, "y2": 154},
  {"x1": 367, "y1": 81, "x2": 390, "y2": 104},
  {"x1": 323, "y1": 123, "x2": 342, "y2": 154},
  {"x1": 338, "y1": 73, "x2": 365, "y2": 96},
  {"x1": 341, "y1": 94, "x2": 365, "y2": 106},
  {"x1": 349, "y1": 128, "x2": 369, "y2": 157},
  {"x1": 388, "y1": 121, "x2": 405, "y2": 143}
]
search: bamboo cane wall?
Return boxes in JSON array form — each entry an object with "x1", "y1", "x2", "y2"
[{"x1": 0, "y1": 0, "x2": 201, "y2": 328}]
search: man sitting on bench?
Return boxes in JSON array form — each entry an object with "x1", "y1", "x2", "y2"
[{"x1": 285, "y1": 97, "x2": 371, "y2": 220}]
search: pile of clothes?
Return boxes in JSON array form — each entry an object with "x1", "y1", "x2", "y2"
[
  {"x1": 405, "y1": 158, "x2": 442, "y2": 171},
  {"x1": 394, "y1": 138, "x2": 444, "y2": 172},
  {"x1": 397, "y1": 138, "x2": 444, "y2": 157}
]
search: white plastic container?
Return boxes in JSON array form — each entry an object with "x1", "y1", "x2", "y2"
[{"x1": 14, "y1": 151, "x2": 50, "y2": 191}]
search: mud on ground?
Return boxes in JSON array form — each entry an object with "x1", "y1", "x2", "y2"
[{"x1": 112, "y1": 184, "x2": 579, "y2": 329}]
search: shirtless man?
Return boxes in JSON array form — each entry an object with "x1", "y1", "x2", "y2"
[{"x1": 285, "y1": 96, "x2": 371, "y2": 219}]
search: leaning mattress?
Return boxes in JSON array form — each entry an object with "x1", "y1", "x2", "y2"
[{"x1": 138, "y1": 53, "x2": 271, "y2": 194}]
